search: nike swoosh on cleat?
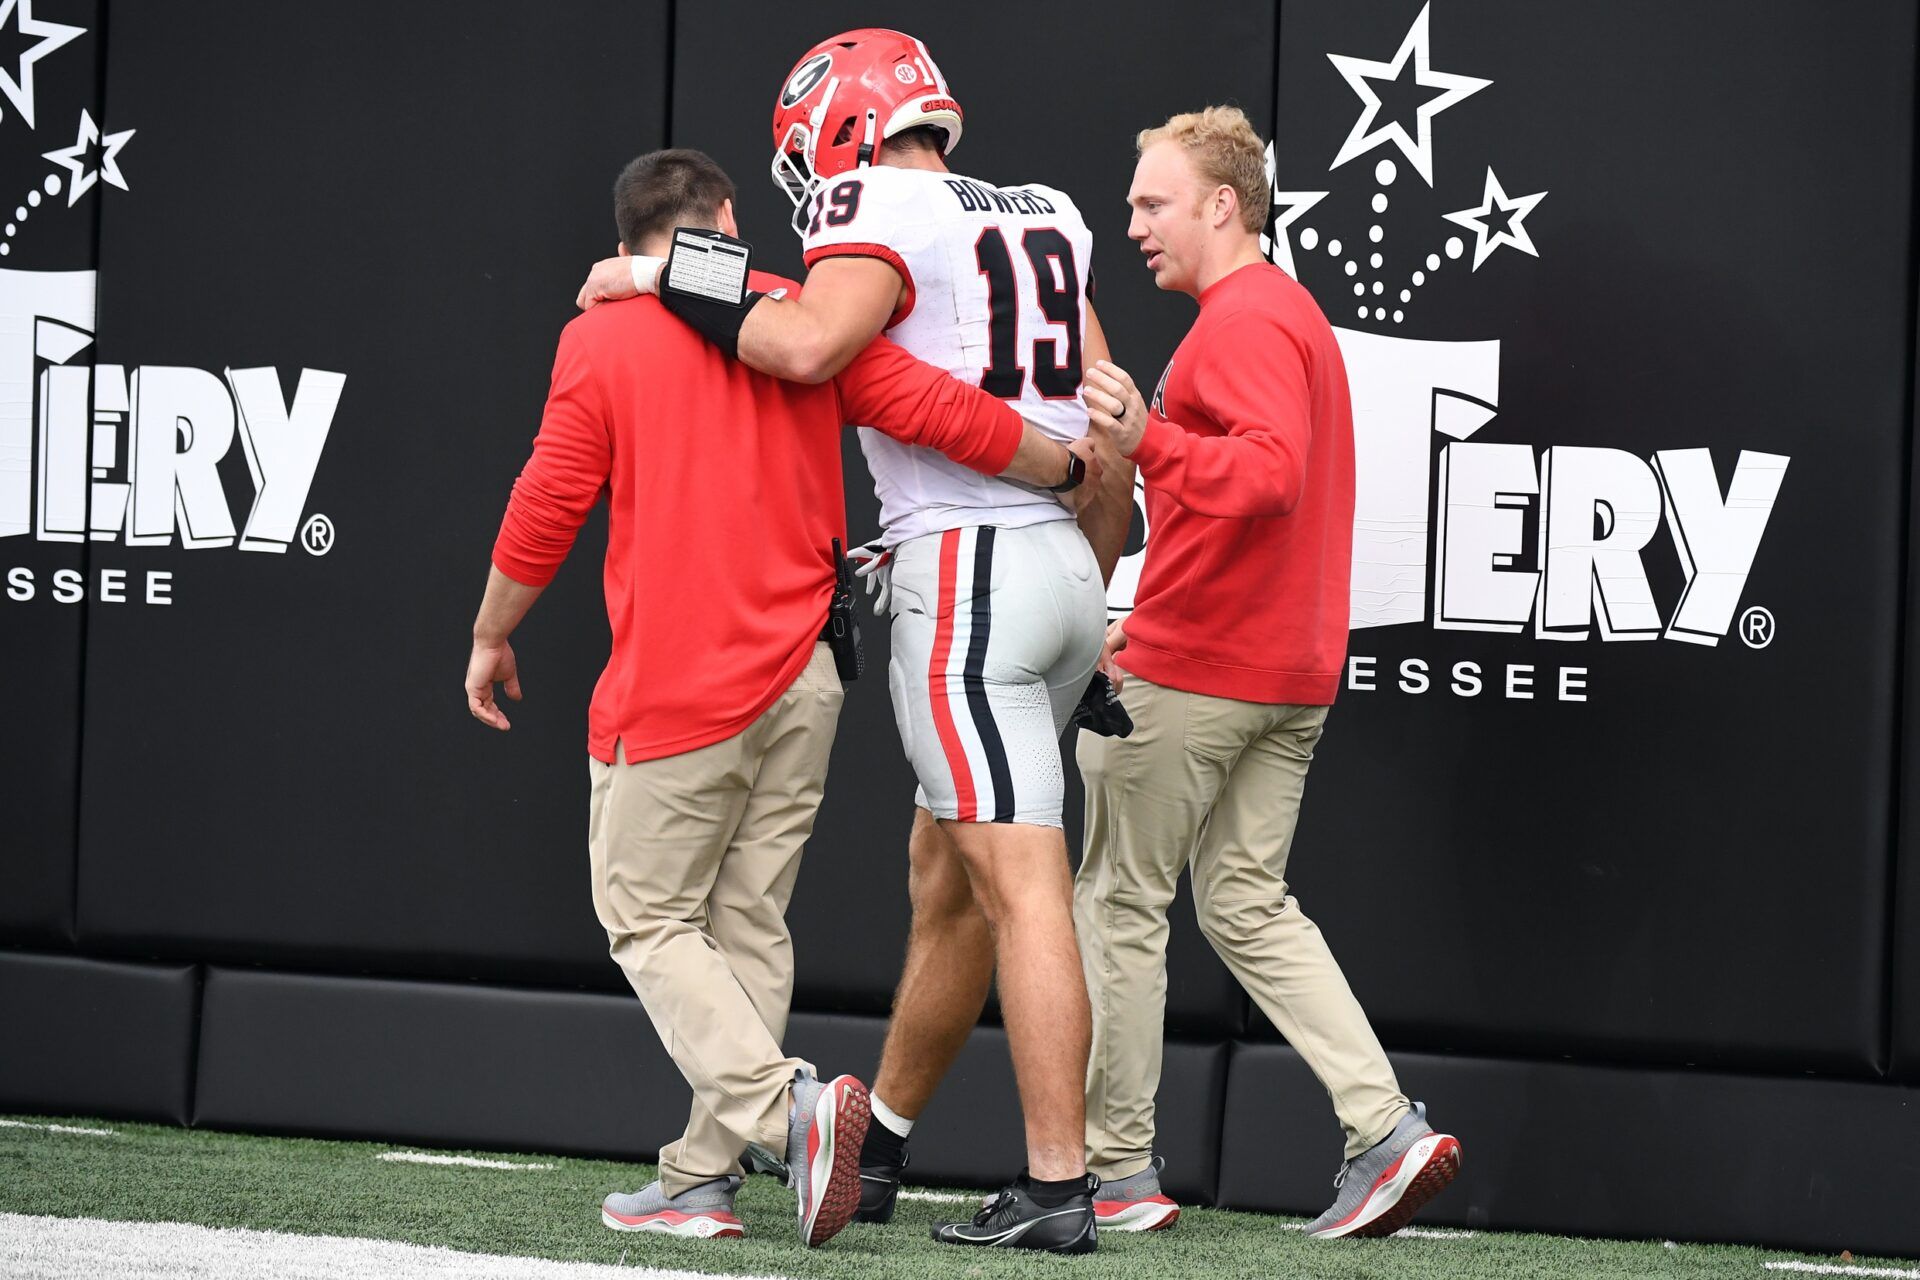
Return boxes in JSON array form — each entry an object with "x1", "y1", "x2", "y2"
[{"x1": 944, "y1": 1207, "x2": 1087, "y2": 1247}]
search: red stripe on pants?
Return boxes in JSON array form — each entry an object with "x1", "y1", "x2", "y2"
[{"x1": 928, "y1": 529, "x2": 977, "y2": 821}]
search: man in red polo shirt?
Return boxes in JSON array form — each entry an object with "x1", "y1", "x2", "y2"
[
  {"x1": 1075, "y1": 108, "x2": 1463, "y2": 1239},
  {"x1": 464, "y1": 149, "x2": 1091, "y2": 1249}
]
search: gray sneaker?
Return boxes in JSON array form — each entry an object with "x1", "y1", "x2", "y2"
[
  {"x1": 601, "y1": 1176, "x2": 744, "y2": 1239},
  {"x1": 749, "y1": 1067, "x2": 871, "y2": 1247},
  {"x1": 1304, "y1": 1102, "x2": 1462, "y2": 1239},
  {"x1": 1092, "y1": 1156, "x2": 1181, "y2": 1232}
]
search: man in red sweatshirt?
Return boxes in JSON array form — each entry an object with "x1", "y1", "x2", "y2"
[
  {"x1": 1072, "y1": 108, "x2": 1463, "y2": 1239},
  {"x1": 465, "y1": 149, "x2": 1091, "y2": 1249}
]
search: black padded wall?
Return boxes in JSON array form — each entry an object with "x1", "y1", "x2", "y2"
[
  {"x1": 0, "y1": 0, "x2": 103, "y2": 947},
  {"x1": 70, "y1": 1, "x2": 667, "y2": 985},
  {"x1": 194, "y1": 968, "x2": 682, "y2": 1157},
  {"x1": 3, "y1": 0, "x2": 1920, "y2": 1258},
  {"x1": 1220, "y1": 1042, "x2": 1920, "y2": 1259},
  {"x1": 1260, "y1": 0, "x2": 1914, "y2": 1073},
  {"x1": 1901, "y1": 265, "x2": 1920, "y2": 1079},
  {"x1": 193, "y1": 966, "x2": 1229, "y2": 1203},
  {"x1": 0, "y1": 951, "x2": 198, "y2": 1123}
]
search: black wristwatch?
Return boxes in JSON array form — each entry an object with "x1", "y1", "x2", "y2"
[{"x1": 1046, "y1": 451, "x2": 1086, "y2": 493}]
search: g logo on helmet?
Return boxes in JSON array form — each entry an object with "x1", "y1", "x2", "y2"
[
  {"x1": 781, "y1": 53, "x2": 833, "y2": 108},
  {"x1": 895, "y1": 64, "x2": 918, "y2": 84}
]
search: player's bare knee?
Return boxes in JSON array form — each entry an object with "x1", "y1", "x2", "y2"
[{"x1": 908, "y1": 850, "x2": 978, "y2": 925}]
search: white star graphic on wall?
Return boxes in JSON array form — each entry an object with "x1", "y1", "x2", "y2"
[
  {"x1": 1260, "y1": 146, "x2": 1327, "y2": 278},
  {"x1": 0, "y1": 0, "x2": 84, "y2": 130},
  {"x1": 1266, "y1": 190, "x2": 1327, "y2": 279},
  {"x1": 43, "y1": 108, "x2": 135, "y2": 206},
  {"x1": 1326, "y1": 2, "x2": 1489, "y2": 186},
  {"x1": 1443, "y1": 167, "x2": 1547, "y2": 270}
]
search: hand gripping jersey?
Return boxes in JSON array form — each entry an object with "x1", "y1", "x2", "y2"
[{"x1": 801, "y1": 165, "x2": 1094, "y2": 547}]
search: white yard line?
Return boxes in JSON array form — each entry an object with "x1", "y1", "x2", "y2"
[
  {"x1": 892, "y1": 1189, "x2": 978, "y2": 1205},
  {"x1": 375, "y1": 1151, "x2": 553, "y2": 1171},
  {"x1": 1764, "y1": 1264, "x2": 1920, "y2": 1279},
  {"x1": 0, "y1": 1213, "x2": 785, "y2": 1280},
  {"x1": 0, "y1": 1121, "x2": 115, "y2": 1137},
  {"x1": 1278, "y1": 1221, "x2": 1472, "y2": 1239}
]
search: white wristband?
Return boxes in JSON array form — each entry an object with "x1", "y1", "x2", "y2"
[{"x1": 629, "y1": 255, "x2": 666, "y2": 296}]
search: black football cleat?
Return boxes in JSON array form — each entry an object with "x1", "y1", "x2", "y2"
[
  {"x1": 931, "y1": 1173, "x2": 1097, "y2": 1253},
  {"x1": 854, "y1": 1148, "x2": 907, "y2": 1224}
]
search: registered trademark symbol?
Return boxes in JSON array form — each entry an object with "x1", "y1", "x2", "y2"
[
  {"x1": 301, "y1": 513, "x2": 335, "y2": 556},
  {"x1": 1740, "y1": 606, "x2": 1774, "y2": 649}
]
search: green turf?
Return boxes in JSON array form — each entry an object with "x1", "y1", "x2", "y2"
[{"x1": 0, "y1": 1114, "x2": 1899, "y2": 1279}]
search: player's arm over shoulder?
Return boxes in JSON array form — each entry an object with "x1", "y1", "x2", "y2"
[{"x1": 736, "y1": 169, "x2": 928, "y2": 384}]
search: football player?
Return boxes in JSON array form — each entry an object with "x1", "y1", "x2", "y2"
[{"x1": 579, "y1": 27, "x2": 1130, "y2": 1254}]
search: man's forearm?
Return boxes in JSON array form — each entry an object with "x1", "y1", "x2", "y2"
[
  {"x1": 736, "y1": 297, "x2": 862, "y2": 384},
  {"x1": 474, "y1": 565, "x2": 545, "y2": 645},
  {"x1": 735, "y1": 297, "x2": 829, "y2": 383},
  {"x1": 836, "y1": 335, "x2": 1075, "y2": 483},
  {"x1": 1078, "y1": 451, "x2": 1136, "y2": 585},
  {"x1": 659, "y1": 255, "x2": 901, "y2": 385},
  {"x1": 1075, "y1": 303, "x2": 1130, "y2": 581},
  {"x1": 1001, "y1": 422, "x2": 1076, "y2": 488}
]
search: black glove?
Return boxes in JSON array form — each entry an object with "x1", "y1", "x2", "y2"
[{"x1": 1069, "y1": 670, "x2": 1133, "y2": 738}]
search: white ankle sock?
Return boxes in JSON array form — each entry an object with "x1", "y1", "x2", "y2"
[{"x1": 871, "y1": 1094, "x2": 915, "y2": 1139}]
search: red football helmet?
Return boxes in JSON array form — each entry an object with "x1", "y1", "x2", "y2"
[{"x1": 770, "y1": 28, "x2": 964, "y2": 231}]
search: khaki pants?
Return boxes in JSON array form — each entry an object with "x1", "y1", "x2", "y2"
[
  {"x1": 588, "y1": 643, "x2": 844, "y2": 1195},
  {"x1": 1074, "y1": 675, "x2": 1408, "y2": 1178}
]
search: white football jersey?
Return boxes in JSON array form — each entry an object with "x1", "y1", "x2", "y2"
[{"x1": 801, "y1": 165, "x2": 1094, "y2": 547}]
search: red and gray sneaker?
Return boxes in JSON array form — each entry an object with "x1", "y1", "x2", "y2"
[
  {"x1": 776, "y1": 1068, "x2": 871, "y2": 1247},
  {"x1": 601, "y1": 1176, "x2": 745, "y2": 1239},
  {"x1": 1305, "y1": 1102, "x2": 1462, "y2": 1239},
  {"x1": 1092, "y1": 1156, "x2": 1181, "y2": 1232}
]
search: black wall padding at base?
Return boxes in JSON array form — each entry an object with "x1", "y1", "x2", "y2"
[
  {"x1": 1219, "y1": 1042, "x2": 1920, "y2": 1259},
  {"x1": 193, "y1": 968, "x2": 684, "y2": 1161},
  {"x1": 0, "y1": 951, "x2": 198, "y2": 1125},
  {"x1": 191, "y1": 967, "x2": 1229, "y2": 1205}
]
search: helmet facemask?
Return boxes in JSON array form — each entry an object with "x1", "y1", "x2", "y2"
[
  {"x1": 773, "y1": 72, "x2": 894, "y2": 240},
  {"x1": 771, "y1": 121, "x2": 821, "y2": 236},
  {"x1": 772, "y1": 75, "x2": 844, "y2": 238}
]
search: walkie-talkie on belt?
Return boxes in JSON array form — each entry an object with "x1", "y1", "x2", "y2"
[{"x1": 825, "y1": 537, "x2": 865, "y2": 682}]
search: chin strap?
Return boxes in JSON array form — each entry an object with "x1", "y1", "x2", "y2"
[{"x1": 855, "y1": 108, "x2": 879, "y2": 168}]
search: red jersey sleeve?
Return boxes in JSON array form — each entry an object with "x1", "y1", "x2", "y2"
[
  {"x1": 491, "y1": 324, "x2": 612, "y2": 587},
  {"x1": 1130, "y1": 310, "x2": 1313, "y2": 518},
  {"x1": 833, "y1": 336, "x2": 1024, "y2": 476}
]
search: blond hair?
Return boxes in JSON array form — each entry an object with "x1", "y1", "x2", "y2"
[{"x1": 1136, "y1": 106, "x2": 1270, "y2": 233}]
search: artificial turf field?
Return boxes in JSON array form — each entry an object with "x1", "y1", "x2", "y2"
[{"x1": 0, "y1": 1114, "x2": 1906, "y2": 1280}]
